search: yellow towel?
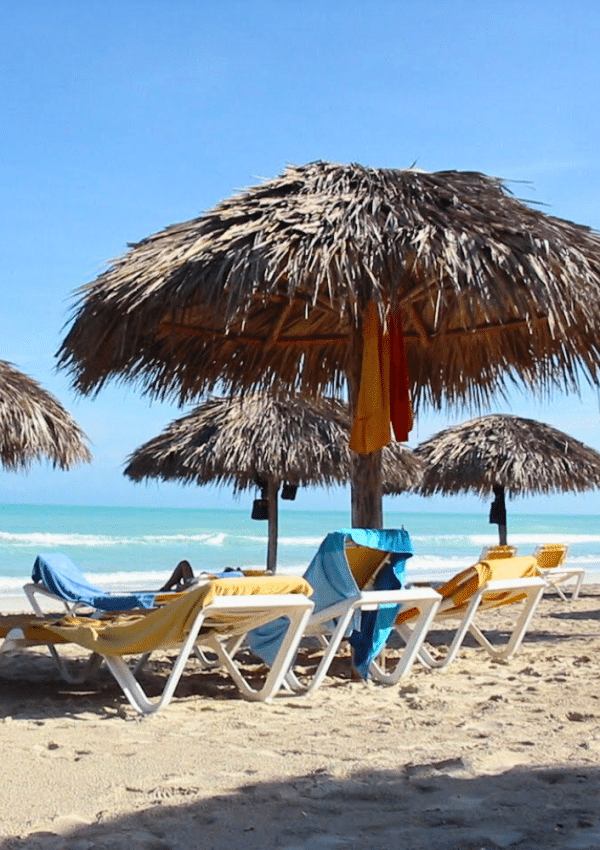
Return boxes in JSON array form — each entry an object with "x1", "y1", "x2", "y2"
[
  {"x1": 45, "y1": 576, "x2": 312, "y2": 657},
  {"x1": 397, "y1": 556, "x2": 538, "y2": 624},
  {"x1": 0, "y1": 614, "x2": 70, "y2": 644},
  {"x1": 349, "y1": 302, "x2": 391, "y2": 454}
]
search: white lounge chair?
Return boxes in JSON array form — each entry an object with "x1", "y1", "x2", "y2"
[
  {"x1": 248, "y1": 529, "x2": 441, "y2": 694},
  {"x1": 2, "y1": 575, "x2": 314, "y2": 713},
  {"x1": 533, "y1": 543, "x2": 585, "y2": 601},
  {"x1": 395, "y1": 556, "x2": 546, "y2": 670}
]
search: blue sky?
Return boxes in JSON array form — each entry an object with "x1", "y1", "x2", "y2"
[{"x1": 1, "y1": 0, "x2": 600, "y2": 516}]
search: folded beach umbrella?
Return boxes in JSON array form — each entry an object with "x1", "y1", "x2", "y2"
[
  {"x1": 123, "y1": 393, "x2": 422, "y2": 571},
  {"x1": 413, "y1": 414, "x2": 600, "y2": 544},
  {"x1": 0, "y1": 359, "x2": 91, "y2": 470},
  {"x1": 58, "y1": 161, "x2": 600, "y2": 528}
]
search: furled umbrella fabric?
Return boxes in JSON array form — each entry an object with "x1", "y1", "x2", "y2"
[
  {"x1": 123, "y1": 393, "x2": 422, "y2": 571},
  {"x1": 413, "y1": 414, "x2": 600, "y2": 543},
  {"x1": 58, "y1": 161, "x2": 600, "y2": 526},
  {"x1": 0, "y1": 360, "x2": 91, "y2": 471}
]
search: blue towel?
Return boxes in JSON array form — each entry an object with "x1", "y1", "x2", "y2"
[
  {"x1": 348, "y1": 557, "x2": 406, "y2": 678},
  {"x1": 32, "y1": 553, "x2": 157, "y2": 611},
  {"x1": 247, "y1": 528, "x2": 412, "y2": 676}
]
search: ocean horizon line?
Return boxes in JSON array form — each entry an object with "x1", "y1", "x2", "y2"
[{"x1": 2, "y1": 502, "x2": 598, "y2": 518}]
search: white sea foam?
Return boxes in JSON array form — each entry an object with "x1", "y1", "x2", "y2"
[
  {"x1": 0, "y1": 531, "x2": 230, "y2": 548},
  {"x1": 240, "y1": 534, "x2": 324, "y2": 547},
  {"x1": 277, "y1": 536, "x2": 327, "y2": 547}
]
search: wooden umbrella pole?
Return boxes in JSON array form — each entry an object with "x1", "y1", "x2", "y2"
[
  {"x1": 347, "y1": 321, "x2": 383, "y2": 530},
  {"x1": 266, "y1": 478, "x2": 279, "y2": 572},
  {"x1": 351, "y1": 450, "x2": 383, "y2": 529}
]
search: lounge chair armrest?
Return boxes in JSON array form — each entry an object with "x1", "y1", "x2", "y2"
[
  {"x1": 482, "y1": 577, "x2": 546, "y2": 592},
  {"x1": 355, "y1": 587, "x2": 441, "y2": 611}
]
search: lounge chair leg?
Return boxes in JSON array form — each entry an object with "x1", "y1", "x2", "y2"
[{"x1": 369, "y1": 592, "x2": 441, "y2": 683}]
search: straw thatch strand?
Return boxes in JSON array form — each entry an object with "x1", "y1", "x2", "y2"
[
  {"x1": 0, "y1": 360, "x2": 91, "y2": 471},
  {"x1": 124, "y1": 393, "x2": 422, "y2": 493},
  {"x1": 413, "y1": 414, "x2": 600, "y2": 499},
  {"x1": 58, "y1": 162, "x2": 600, "y2": 411}
]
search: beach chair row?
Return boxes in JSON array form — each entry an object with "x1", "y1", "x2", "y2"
[
  {"x1": 0, "y1": 531, "x2": 559, "y2": 715},
  {"x1": 480, "y1": 542, "x2": 584, "y2": 600}
]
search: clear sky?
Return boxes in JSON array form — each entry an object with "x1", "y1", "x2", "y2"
[{"x1": 2, "y1": 0, "x2": 600, "y2": 517}]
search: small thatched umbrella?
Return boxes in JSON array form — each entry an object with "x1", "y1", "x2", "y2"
[
  {"x1": 413, "y1": 414, "x2": 600, "y2": 544},
  {"x1": 124, "y1": 393, "x2": 422, "y2": 571},
  {"x1": 0, "y1": 359, "x2": 91, "y2": 470},
  {"x1": 58, "y1": 162, "x2": 600, "y2": 528}
]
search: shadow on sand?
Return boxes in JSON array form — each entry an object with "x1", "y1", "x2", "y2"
[{"x1": 2, "y1": 760, "x2": 600, "y2": 850}]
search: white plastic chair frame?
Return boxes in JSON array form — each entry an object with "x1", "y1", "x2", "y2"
[
  {"x1": 2, "y1": 593, "x2": 313, "y2": 713},
  {"x1": 0, "y1": 626, "x2": 103, "y2": 684},
  {"x1": 285, "y1": 586, "x2": 441, "y2": 693},
  {"x1": 397, "y1": 576, "x2": 546, "y2": 670},
  {"x1": 101, "y1": 592, "x2": 314, "y2": 713}
]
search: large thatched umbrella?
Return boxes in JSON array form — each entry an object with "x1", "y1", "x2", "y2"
[
  {"x1": 413, "y1": 414, "x2": 600, "y2": 544},
  {"x1": 123, "y1": 393, "x2": 422, "y2": 571},
  {"x1": 57, "y1": 161, "x2": 600, "y2": 528},
  {"x1": 0, "y1": 360, "x2": 91, "y2": 470}
]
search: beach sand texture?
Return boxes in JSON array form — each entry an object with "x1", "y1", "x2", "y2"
[{"x1": 1, "y1": 587, "x2": 600, "y2": 849}]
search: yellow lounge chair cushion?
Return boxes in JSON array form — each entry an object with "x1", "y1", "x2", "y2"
[
  {"x1": 534, "y1": 544, "x2": 568, "y2": 571},
  {"x1": 45, "y1": 575, "x2": 312, "y2": 657}
]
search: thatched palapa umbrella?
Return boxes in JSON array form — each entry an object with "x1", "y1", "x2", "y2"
[
  {"x1": 0, "y1": 359, "x2": 91, "y2": 470},
  {"x1": 413, "y1": 414, "x2": 600, "y2": 544},
  {"x1": 58, "y1": 161, "x2": 600, "y2": 528},
  {"x1": 124, "y1": 393, "x2": 422, "y2": 571}
]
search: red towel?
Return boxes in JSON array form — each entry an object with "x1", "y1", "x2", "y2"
[{"x1": 389, "y1": 307, "x2": 413, "y2": 442}]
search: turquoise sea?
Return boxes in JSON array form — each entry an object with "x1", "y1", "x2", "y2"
[{"x1": 1, "y1": 504, "x2": 599, "y2": 606}]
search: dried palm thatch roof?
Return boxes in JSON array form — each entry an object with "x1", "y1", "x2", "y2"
[
  {"x1": 123, "y1": 393, "x2": 422, "y2": 493},
  {"x1": 413, "y1": 414, "x2": 600, "y2": 499},
  {"x1": 0, "y1": 360, "x2": 91, "y2": 471},
  {"x1": 124, "y1": 392, "x2": 421, "y2": 571},
  {"x1": 59, "y1": 161, "x2": 600, "y2": 411}
]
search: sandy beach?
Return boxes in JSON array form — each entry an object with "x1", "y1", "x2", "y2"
[{"x1": 1, "y1": 585, "x2": 600, "y2": 849}]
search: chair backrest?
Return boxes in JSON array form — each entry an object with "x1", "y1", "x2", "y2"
[
  {"x1": 480, "y1": 544, "x2": 518, "y2": 560},
  {"x1": 345, "y1": 543, "x2": 391, "y2": 590},
  {"x1": 302, "y1": 528, "x2": 413, "y2": 612},
  {"x1": 533, "y1": 543, "x2": 568, "y2": 571}
]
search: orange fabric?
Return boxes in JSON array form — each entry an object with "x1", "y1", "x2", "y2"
[
  {"x1": 389, "y1": 308, "x2": 413, "y2": 442},
  {"x1": 349, "y1": 302, "x2": 391, "y2": 453}
]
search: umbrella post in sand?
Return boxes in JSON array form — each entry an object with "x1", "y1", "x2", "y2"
[
  {"x1": 266, "y1": 477, "x2": 278, "y2": 571},
  {"x1": 413, "y1": 414, "x2": 600, "y2": 545},
  {"x1": 124, "y1": 393, "x2": 421, "y2": 571},
  {"x1": 250, "y1": 477, "x2": 281, "y2": 572},
  {"x1": 0, "y1": 359, "x2": 91, "y2": 471},
  {"x1": 489, "y1": 483, "x2": 508, "y2": 545},
  {"x1": 58, "y1": 162, "x2": 600, "y2": 529}
]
